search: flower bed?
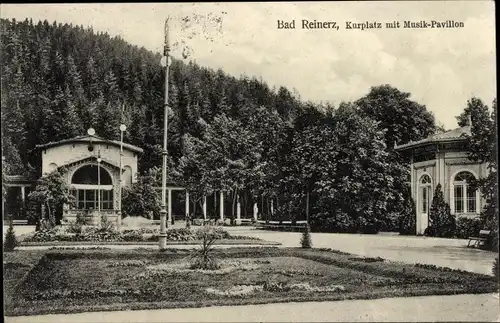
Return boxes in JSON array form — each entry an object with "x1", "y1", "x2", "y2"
[
  {"x1": 21, "y1": 226, "x2": 261, "y2": 243},
  {"x1": 4, "y1": 247, "x2": 498, "y2": 317}
]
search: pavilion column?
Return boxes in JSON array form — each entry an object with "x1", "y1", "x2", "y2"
[
  {"x1": 20, "y1": 186, "x2": 25, "y2": 202},
  {"x1": 270, "y1": 199, "x2": 274, "y2": 218},
  {"x1": 219, "y1": 191, "x2": 224, "y2": 222},
  {"x1": 167, "y1": 189, "x2": 172, "y2": 224},
  {"x1": 203, "y1": 196, "x2": 207, "y2": 220},
  {"x1": 236, "y1": 196, "x2": 241, "y2": 225},
  {"x1": 253, "y1": 202, "x2": 258, "y2": 221},
  {"x1": 185, "y1": 191, "x2": 190, "y2": 220}
]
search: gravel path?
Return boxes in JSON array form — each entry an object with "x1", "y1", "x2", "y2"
[{"x1": 5, "y1": 294, "x2": 499, "y2": 322}]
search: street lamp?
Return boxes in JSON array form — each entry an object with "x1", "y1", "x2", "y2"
[
  {"x1": 87, "y1": 128, "x2": 95, "y2": 152},
  {"x1": 159, "y1": 18, "x2": 171, "y2": 250},
  {"x1": 118, "y1": 124, "x2": 126, "y2": 229}
]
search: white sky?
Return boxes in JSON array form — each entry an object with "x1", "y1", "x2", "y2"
[{"x1": 1, "y1": 2, "x2": 496, "y2": 129}]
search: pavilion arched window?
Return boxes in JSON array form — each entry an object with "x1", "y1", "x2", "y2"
[
  {"x1": 453, "y1": 171, "x2": 477, "y2": 214},
  {"x1": 70, "y1": 164, "x2": 113, "y2": 210}
]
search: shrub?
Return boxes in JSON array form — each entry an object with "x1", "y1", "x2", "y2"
[
  {"x1": 121, "y1": 230, "x2": 144, "y2": 241},
  {"x1": 121, "y1": 170, "x2": 161, "y2": 218},
  {"x1": 192, "y1": 218, "x2": 204, "y2": 226},
  {"x1": 300, "y1": 224, "x2": 312, "y2": 248},
  {"x1": 427, "y1": 184, "x2": 456, "y2": 238},
  {"x1": 398, "y1": 198, "x2": 416, "y2": 235},
  {"x1": 167, "y1": 228, "x2": 194, "y2": 241},
  {"x1": 263, "y1": 279, "x2": 290, "y2": 292},
  {"x1": 66, "y1": 221, "x2": 83, "y2": 234},
  {"x1": 4, "y1": 220, "x2": 18, "y2": 251},
  {"x1": 455, "y1": 217, "x2": 482, "y2": 239},
  {"x1": 194, "y1": 226, "x2": 230, "y2": 240},
  {"x1": 100, "y1": 214, "x2": 115, "y2": 232}
]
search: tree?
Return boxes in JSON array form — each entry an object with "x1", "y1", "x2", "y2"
[
  {"x1": 356, "y1": 85, "x2": 436, "y2": 231},
  {"x1": 356, "y1": 85, "x2": 436, "y2": 150},
  {"x1": 465, "y1": 97, "x2": 498, "y2": 251},
  {"x1": 28, "y1": 169, "x2": 74, "y2": 229},
  {"x1": 302, "y1": 103, "x2": 397, "y2": 234},
  {"x1": 178, "y1": 113, "x2": 263, "y2": 222},
  {"x1": 121, "y1": 169, "x2": 161, "y2": 219},
  {"x1": 456, "y1": 97, "x2": 485, "y2": 127},
  {"x1": 426, "y1": 184, "x2": 455, "y2": 238}
]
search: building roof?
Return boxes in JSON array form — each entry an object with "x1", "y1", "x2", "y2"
[
  {"x1": 394, "y1": 125, "x2": 470, "y2": 151},
  {"x1": 36, "y1": 135, "x2": 143, "y2": 153}
]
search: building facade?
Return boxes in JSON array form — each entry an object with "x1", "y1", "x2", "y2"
[
  {"x1": 395, "y1": 125, "x2": 488, "y2": 235},
  {"x1": 36, "y1": 135, "x2": 142, "y2": 225}
]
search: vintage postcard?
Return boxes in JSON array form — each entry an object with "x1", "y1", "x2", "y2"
[{"x1": 1, "y1": 1, "x2": 498, "y2": 322}]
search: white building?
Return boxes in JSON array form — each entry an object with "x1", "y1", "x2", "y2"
[
  {"x1": 395, "y1": 125, "x2": 488, "y2": 235},
  {"x1": 36, "y1": 134, "x2": 142, "y2": 224}
]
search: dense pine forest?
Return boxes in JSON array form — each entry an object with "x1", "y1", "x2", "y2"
[{"x1": 2, "y1": 18, "x2": 443, "y2": 232}]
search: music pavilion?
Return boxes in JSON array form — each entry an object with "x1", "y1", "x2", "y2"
[
  {"x1": 395, "y1": 124, "x2": 488, "y2": 235},
  {"x1": 4, "y1": 132, "x2": 142, "y2": 225},
  {"x1": 43, "y1": 132, "x2": 143, "y2": 224}
]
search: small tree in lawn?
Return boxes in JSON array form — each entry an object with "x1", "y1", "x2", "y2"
[
  {"x1": 301, "y1": 223, "x2": 312, "y2": 248},
  {"x1": 190, "y1": 226, "x2": 220, "y2": 270},
  {"x1": 4, "y1": 219, "x2": 18, "y2": 252},
  {"x1": 428, "y1": 184, "x2": 456, "y2": 237},
  {"x1": 28, "y1": 169, "x2": 74, "y2": 230}
]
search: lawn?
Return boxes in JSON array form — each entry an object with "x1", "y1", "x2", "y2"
[{"x1": 4, "y1": 247, "x2": 498, "y2": 316}]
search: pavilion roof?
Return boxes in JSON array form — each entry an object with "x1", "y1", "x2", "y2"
[
  {"x1": 36, "y1": 135, "x2": 143, "y2": 153},
  {"x1": 394, "y1": 126, "x2": 470, "y2": 151}
]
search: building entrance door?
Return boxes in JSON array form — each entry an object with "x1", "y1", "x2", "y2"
[{"x1": 418, "y1": 174, "x2": 432, "y2": 234}]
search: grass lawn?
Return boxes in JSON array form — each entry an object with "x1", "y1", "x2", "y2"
[{"x1": 4, "y1": 247, "x2": 498, "y2": 316}]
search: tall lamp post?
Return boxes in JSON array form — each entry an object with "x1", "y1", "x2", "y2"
[
  {"x1": 159, "y1": 18, "x2": 172, "y2": 249},
  {"x1": 118, "y1": 124, "x2": 126, "y2": 230}
]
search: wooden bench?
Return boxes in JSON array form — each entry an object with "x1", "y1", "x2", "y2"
[
  {"x1": 254, "y1": 220, "x2": 307, "y2": 232},
  {"x1": 467, "y1": 230, "x2": 491, "y2": 248}
]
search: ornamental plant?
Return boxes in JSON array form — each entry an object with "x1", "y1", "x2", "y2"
[
  {"x1": 428, "y1": 184, "x2": 456, "y2": 238},
  {"x1": 300, "y1": 223, "x2": 312, "y2": 248},
  {"x1": 190, "y1": 226, "x2": 220, "y2": 270},
  {"x1": 4, "y1": 219, "x2": 18, "y2": 252}
]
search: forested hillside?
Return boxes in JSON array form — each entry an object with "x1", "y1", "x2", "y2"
[
  {"x1": 1, "y1": 18, "x2": 302, "y2": 175},
  {"x1": 1, "y1": 18, "x2": 438, "y2": 232}
]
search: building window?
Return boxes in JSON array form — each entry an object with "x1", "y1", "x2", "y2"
[
  {"x1": 453, "y1": 171, "x2": 477, "y2": 214},
  {"x1": 69, "y1": 164, "x2": 114, "y2": 211},
  {"x1": 454, "y1": 185, "x2": 464, "y2": 213},
  {"x1": 71, "y1": 189, "x2": 113, "y2": 210}
]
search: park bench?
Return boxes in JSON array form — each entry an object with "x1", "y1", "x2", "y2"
[
  {"x1": 467, "y1": 229, "x2": 491, "y2": 248},
  {"x1": 255, "y1": 220, "x2": 307, "y2": 232}
]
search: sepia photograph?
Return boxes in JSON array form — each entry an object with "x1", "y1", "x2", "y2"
[{"x1": 1, "y1": 1, "x2": 498, "y2": 322}]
